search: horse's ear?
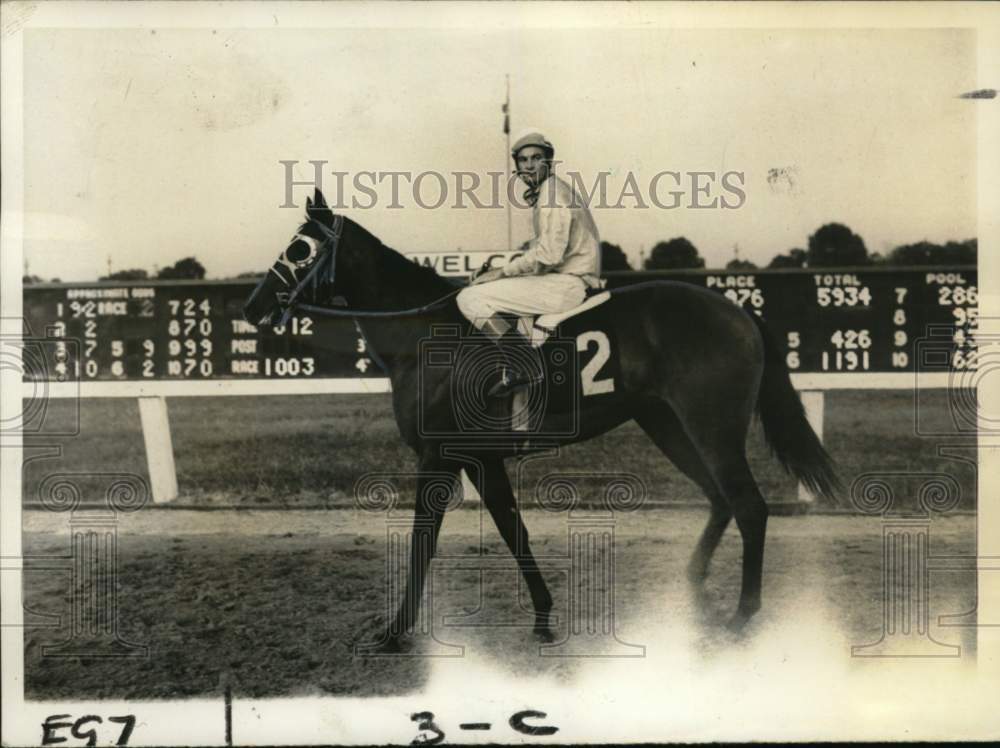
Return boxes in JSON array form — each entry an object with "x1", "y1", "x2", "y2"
[{"x1": 306, "y1": 187, "x2": 333, "y2": 225}]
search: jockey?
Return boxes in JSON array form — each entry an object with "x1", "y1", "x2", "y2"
[{"x1": 456, "y1": 129, "x2": 602, "y2": 398}]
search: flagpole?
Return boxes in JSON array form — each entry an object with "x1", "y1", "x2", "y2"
[{"x1": 504, "y1": 74, "x2": 512, "y2": 253}]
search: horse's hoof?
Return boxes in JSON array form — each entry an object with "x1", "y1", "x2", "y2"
[
  {"x1": 725, "y1": 614, "x2": 747, "y2": 633},
  {"x1": 355, "y1": 625, "x2": 403, "y2": 654},
  {"x1": 533, "y1": 626, "x2": 556, "y2": 644},
  {"x1": 725, "y1": 609, "x2": 758, "y2": 633},
  {"x1": 358, "y1": 634, "x2": 402, "y2": 654},
  {"x1": 382, "y1": 636, "x2": 403, "y2": 653},
  {"x1": 686, "y1": 564, "x2": 708, "y2": 586}
]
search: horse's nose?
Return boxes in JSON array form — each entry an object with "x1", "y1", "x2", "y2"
[
  {"x1": 242, "y1": 295, "x2": 270, "y2": 327},
  {"x1": 247, "y1": 306, "x2": 276, "y2": 327}
]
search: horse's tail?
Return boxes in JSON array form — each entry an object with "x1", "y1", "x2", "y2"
[{"x1": 751, "y1": 313, "x2": 842, "y2": 502}]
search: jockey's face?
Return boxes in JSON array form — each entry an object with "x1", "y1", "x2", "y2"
[{"x1": 515, "y1": 146, "x2": 550, "y2": 187}]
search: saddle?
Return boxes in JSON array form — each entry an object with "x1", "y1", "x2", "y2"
[{"x1": 515, "y1": 290, "x2": 612, "y2": 348}]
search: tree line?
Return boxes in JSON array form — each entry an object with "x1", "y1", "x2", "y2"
[
  {"x1": 601, "y1": 222, "x2": 977, "y2": 271},
  {"x1": 23, "y1": 256, "x2": 208, "y2": 284}
]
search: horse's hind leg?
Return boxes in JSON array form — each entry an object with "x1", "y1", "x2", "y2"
[
  {"x1": 469, "y1": 456, "x2": 555, "y2": 642},
  {"x1": 684, "y1": 424, "x2": 769, "y2": 628},
  {"x1": 635, "y1": 403, "x2": 731, "y2": 584},
  {"x1": 652, "y1": 399, "x2": 768, "y2": 629},
  {"x1": 710, "y1": 456, "x2": 768, "y2": 629}
]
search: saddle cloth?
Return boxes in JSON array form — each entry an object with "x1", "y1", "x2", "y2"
[{"x1": 509, "y1": 290, "x2": 612, "y2": 432}]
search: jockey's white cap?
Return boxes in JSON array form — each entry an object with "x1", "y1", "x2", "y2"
[{"x1": 511, "y1": 128, "x2": 555, "y2": 159}]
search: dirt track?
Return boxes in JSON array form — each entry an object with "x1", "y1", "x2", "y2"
[{"x1": 21, "y1": 507, "x2": 976, "y2": 699}]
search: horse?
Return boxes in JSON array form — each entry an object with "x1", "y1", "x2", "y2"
[{"x1": 243, "y1": 188, "x2": 840, "y2": 650}]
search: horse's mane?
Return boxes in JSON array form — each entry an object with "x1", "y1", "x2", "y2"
[
  {"x1": 302, "y1": 213, "x2": 459, "y2": 310},
  {"x1": 374, "y1": 240, "x2": 458, "y2": 295}
]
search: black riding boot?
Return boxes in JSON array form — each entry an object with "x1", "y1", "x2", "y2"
[{"x1": 478, "y1": 315, "x2": 541, "y2": 399}]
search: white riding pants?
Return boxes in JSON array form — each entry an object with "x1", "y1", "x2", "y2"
[{"x1": 456, "y1": 274, "x2": 588, "y2": 328}]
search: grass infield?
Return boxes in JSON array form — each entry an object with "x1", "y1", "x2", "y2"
[{"x1": 22, "y1": 389, "x2": 975, "y2": 511}]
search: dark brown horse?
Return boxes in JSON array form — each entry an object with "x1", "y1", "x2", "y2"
[{"x1": 244, "y1": 189, "x2": 839, "y2": 649}]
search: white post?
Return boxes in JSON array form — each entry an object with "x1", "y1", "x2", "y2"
[
  {"x1": 138, "y1": 396, "x2": 178, "y2": 503},
  {"x1": 797, "y1": 390, "x2": 825, "y2": 503},
  {"x1": 460, "y1": 469, "x2": 481, "y2": 505}
]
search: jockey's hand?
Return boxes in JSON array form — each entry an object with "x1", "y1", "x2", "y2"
[{"x1": 471, "y1": 268, "x2": 504, "y2": 285}]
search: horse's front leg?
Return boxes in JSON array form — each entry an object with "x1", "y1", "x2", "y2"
[
  {"x1": 473, "y1": 456, "x2": 555, "y2": 642},
  {"x1": 377, "y1": 461, "x2": 451, "y2": 650}
]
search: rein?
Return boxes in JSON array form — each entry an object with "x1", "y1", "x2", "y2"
[
  {"x1": 294, "y1": 291, "x2": 461, "y2": 320},
  {"x1": 275, "y1": 215, "x2": 462, "y2": 326}
]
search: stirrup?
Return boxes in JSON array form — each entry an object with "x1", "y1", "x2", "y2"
[{"x1": 486, "y1": 367, "x2": 541, "y2": 399}]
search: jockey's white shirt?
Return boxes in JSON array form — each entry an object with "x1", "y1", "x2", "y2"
[{"x1": 502, "y1": 174, "x2": 602, "y2": 288}]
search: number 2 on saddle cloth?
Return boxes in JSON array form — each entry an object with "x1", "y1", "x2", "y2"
[{"x1": 466, "y1": 298, "x2": 624, "y2": 439}]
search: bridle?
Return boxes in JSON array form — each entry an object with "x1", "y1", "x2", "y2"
[{"x1": 273, "y1": 214, "x2": 345, "y2": 327}]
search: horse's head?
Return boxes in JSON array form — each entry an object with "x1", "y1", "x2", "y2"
[{"x1": 243, "y1": 188, "x2": 379, "y2": 327}]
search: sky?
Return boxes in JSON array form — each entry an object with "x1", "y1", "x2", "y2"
[{"x1": 21, "y1": 25, "x2": 977, "y2": 280}]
